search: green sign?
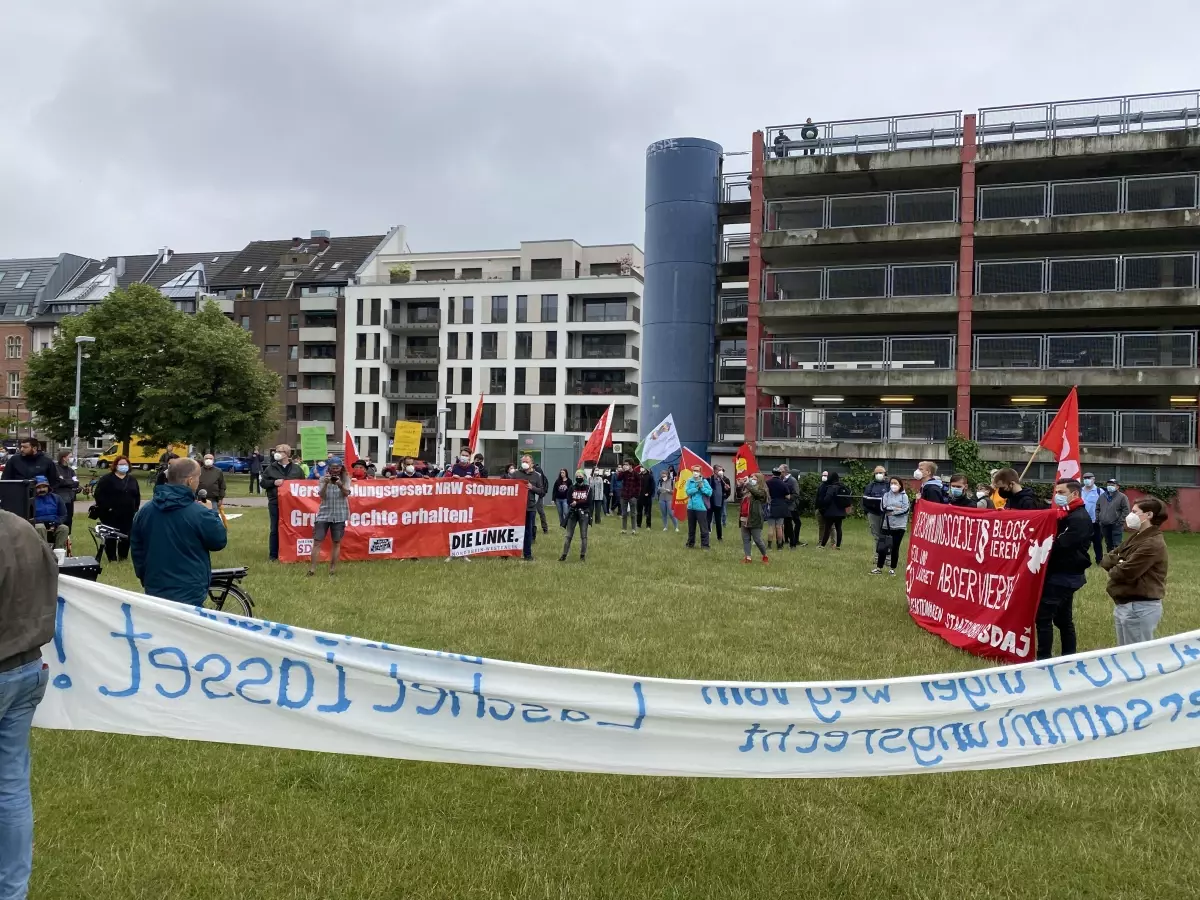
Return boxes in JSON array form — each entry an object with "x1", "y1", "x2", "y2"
[
  {"x1": 298, "y1": 425, "x2": 328, "y2": 462},
  {"x1": 69, "y1": 405, "x2": 79, "y2": 421}
]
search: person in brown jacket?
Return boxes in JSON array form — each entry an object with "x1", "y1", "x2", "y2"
[{"x1": 1100, "y1": 496, "x2": 1169, "y2": 646}]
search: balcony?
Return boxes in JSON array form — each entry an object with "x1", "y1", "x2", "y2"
[
  {"x1": 566, "y1": 306, "x2": 640, "y2": 326},
  {"x1": 721, "y1": 171, "x2": 751, "y2": 203},
  {"x1": 297, "y1": 388, "x2": 337, "y2": 405},
  {"x1": 977, "y1": 91, "x2": 1200, "y2": 145},
  {"x1": 758, "y1": 408, "x2": 953, "y2": 444},
  {"x1": 384, "y1": 310, "x2": 439, "y2": 333},
  {"x1": 383, "y1": 346, "x2": 441, "y2": 367},
  {"x1": 765, "y1": 189, "x2": 958, "y2": 234},
  {"x1": 719, "y1": 293, "x2": 748, "y2": 323},
  {"x1": 383, "y1": 383, "x2": 439, "y2": 401},
  {"x1": 722, "y1": 236, "x2": 750, "y2": 263},
  {"x1": 978, "y1": 173, "x2": 1198, "y2": 221},
  {"x1": 565, "y1": 418, "x2": 638, "y2": 435},
  {"x1": 298, "y1": 357, "x2": 337, "y2": 374},
  {"x1": 715, "y1": 413, "x2": 745, "y2": 444},
  {"x1": 972, "y1": 409, "x2": 1196, "y2": 448},
  {"x1": 298, "y1": 326, "x2": 337, "y2": 343},
  {"x1": 760, "y1": 335, "x2": 955, "y2": 389},
  {"x1": 763, "y1": 263, "x2": 958, "y2": 319},
  {"x1": 565, "y1": 380, "x2": 638, "y2": 397},
  {"x1": 972, "y1": 331, "x2": 1199, "y2": 387},
  {"x1": 566, "y1": 345, "x2": 638, "y2": 362},
  {"x1": 300, "y1": 296, "x2": 339, "y2": 312}
]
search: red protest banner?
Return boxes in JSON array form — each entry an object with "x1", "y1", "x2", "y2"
[
  {"x1": 905, "y1": 500, "x2": 1059, "y2": 664},
  {"x1": 278, "y1": 478, "x2": 528, "y2": 562}
]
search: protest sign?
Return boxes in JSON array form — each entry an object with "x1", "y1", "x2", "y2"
[
  {"x1": 298, "y1": 425, "x2": 328, "y2": 462},
  {"x1": 906, "y1": 501, "x2": 1059, "y2": 664},
  {"x1": 36, "y1": 579, "x2": 1200, "y2": 777},
  {"x1": 391, "y1": 420, "x2": 422, "y2": 458},
  {"x1": 278, "y1": 477, "x2": 527, "y2": 562}
]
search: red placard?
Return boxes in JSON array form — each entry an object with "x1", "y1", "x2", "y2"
[
  {"x1": 905, "y1": 500, "x2": 1059, "y2": 664},
  {"x1": 278, "y1": 478, "x2": 528, "y2": 562}
]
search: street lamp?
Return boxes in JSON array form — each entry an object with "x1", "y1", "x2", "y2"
[
  {"x1": 72, "y1": 336, "x2": 96, "y2": 465},
  {"x1": 436, "y1": 399, "x2": 451, "y2": 472}
]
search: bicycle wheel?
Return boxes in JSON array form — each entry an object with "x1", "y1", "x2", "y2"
[{"x1": 204, "y1": 583, "x2": 254, "y2": 617}]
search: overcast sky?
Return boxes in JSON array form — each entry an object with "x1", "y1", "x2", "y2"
[{"x1": 2, "y1": 0, "x2": 1198, "y2": 259}]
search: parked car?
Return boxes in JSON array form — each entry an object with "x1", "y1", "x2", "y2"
[{"x1": 213, "y1": 455, "x2": 249, "y2": 473}]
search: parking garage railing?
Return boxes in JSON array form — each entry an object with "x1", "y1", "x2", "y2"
[
  {"x1": 972, "y1": 331, "x2": 1197, "y2": 370},
  {"x1": 972, "y1": 409, "x2": 1196, "y2": 447},
  {"x1": 767, "y1": 189, "x2": 959, "y2": 230},
  {"x1": 975, "y1": 253, "x2": 1198, "y2": 295},
  {"x1": 758, "y1": 408, "x2": 953, "y2": 443},
  {"x1": 765, "y1": 263, "x2": 957, "y2": 302},
  {"x1": 977, "y1": 91, "x2": 1200, "y2": 144},
  {"x1": 978, "y1": 173, "x2": 1199, "y2": 220},
  {"x1": 761, "y1": 335, "x2": 955, "y2": 371}
]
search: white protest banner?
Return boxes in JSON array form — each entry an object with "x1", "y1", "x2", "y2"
[{"x1": 35, "y1": 579, "x2": 1200, "y2": 778}]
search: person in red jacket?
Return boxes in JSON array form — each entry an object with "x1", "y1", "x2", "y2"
[{"x1": 618, "y1": 460, "x2": 641, "y2": 533}]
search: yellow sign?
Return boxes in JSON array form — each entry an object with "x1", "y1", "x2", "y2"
[{"x1": 392, "y1": 420, "x2": 423, "y2": 458}]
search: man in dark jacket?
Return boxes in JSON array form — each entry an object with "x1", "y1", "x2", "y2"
[
  {"x1": 54, "y1": 448, "x2": 80, "y2": 535},
  {"x1": 1, "y1": 438, "x2": 59, "y2": 490},
  {"x1": 0, "y1": 508, "x2": 58, "y2": 898},
  {"x1": 516, "y1": 455, "x2": 546, "y2": 560},
  {"x1": 1036, "y1": 478, "x2": 1093, "y2": 660},
  {"x1": 533, "y1": 463, "x2": 550, "y2": 534},
  {"x1": 707, "y1": 465, "x2": 731, "y2": 542},
  {"x1": 131, "y1": 457, "x2": 228, "y2": 606},
  {"x1": 862, "y1": 465, "x2": 889, "y2": 553},
  {"x1": 637, "y1": 465, "x2": 656, "y2": 530},
  {"x1": 991, "y1": 468, "x2": 1042, "y2": 511},
  {"x1": 248, "y1": 449, "x2": 263, "y2": 494},
  {"x1": 947, "y1": 473, "x2": 976, "y2": 508},
  {"x1": 32, "y1": 476, "x2": 69, "y2": 550},
  {"x1": 260, "y1": 443, "x2": 306, "y2": 561},
  {"x1": 618, "y1": 460, "x2": 641, "y2": 533}
]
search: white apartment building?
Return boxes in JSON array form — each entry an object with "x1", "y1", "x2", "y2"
[{"x1": 344, "y1": 234, "x2": 644, "y2": 467}]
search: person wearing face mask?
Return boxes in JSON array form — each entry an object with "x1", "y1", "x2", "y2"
[
  {"x1": 260, "y1": 444, "x2": 305, "y2": 561},
  {"x1": 990, "y1": 468, "x2": 1041, "y2": 511},
  {"x1": 308, "y1": 457, "x2": 351, "y2": 577},
  {"x1": 813, "y1": 469, "x2": 829, "y2": 543},
  {"x1": 618, "y1": 461, "x2": 641, "y2": 534},
  {"x1": 684, "y1": 464, "x2": 714, "y2": 549},
  {"x1": 198, "y1": 453, "x2": 226, "y2": 513},
  {"x1": 1101, "y1": 497, "x2": 1169, "y2": 645},
  {"x1": 248, "y1": 448, "x2": 264, "y2": 494},
  {"x1": 975, "y1": 484, "x2": 996, "y2": 510},
  {"x1": 130, "y1": 457, "x2": 227, "y2": 606},
  {"x1": 553, "y1": 468, "x2": 572, "y2": 527},
  {"x1": 1079, "y1": 472, "x2": 1103, "y2": 564},
  {"x1": 515, "y1": 455, "x2": 546, "y2": 560},
  {"x1": 638, "y1": 464, "x2": 657, "y2": 530},
  {"x1": 472, "y1": 453, "x2": 489, "y2": 478},
  {"x1": 1096, "y1": 478, "x2": 1131, "y2": 552},
  {"x1": 589, "y1": 467, "x2": 606, "y2": 524},
  {"x1": 946, "y1": 474, "x2": 975, "y2": 508},
  {"x1": 31, "y1": 476, "x2": 70, "y2": 551},
  {"x1": 861, "y1": 465, "x2": 889, "y2": 551},
  {"x1": 779, "y1": 464, "x2": 803, "y2": 548},
  {"x1": 559, "y1": 470, "x2": 593, "y2": 562},
  {"x1": 707, "y1": 465, "x2": 731, "y2": 542},
  {"x1": 308, "y1": 457, "x2": 330, "y2": 481},
  {"x1": 54, "y1": 448, "x2": 80, "y2": 537},
  {"x1": 736, "y1": 472, "x2": 769, "y2": 564},
  {"x1": 872, "y1": 476, "x2": 910, "y2": 576},
  {"x1": 816, "y1": 471, "x2": 852, "y2": 549},
  {"x1": 93, "y1": 455, "x2": 141, "y2": 562},
  {"x1": 914, "y1": 460, "x2": 947, "y2": 505},
  {"x1": 1034, "y1": 478, "x2": 1093, "y2": 660},
  {"x1": 396, "y1": 457, "x2": 424, "y2": 479},
  {"x1": 446, "y1": 448, "x2": 480, "y2": 478},
  {"x1": 657, "y1": 470, "x2": 679, "y2": 532}
]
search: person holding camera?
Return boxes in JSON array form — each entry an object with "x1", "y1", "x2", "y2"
[{"x1": 309, "y1": 456, "x2": 351, "y2": 576}]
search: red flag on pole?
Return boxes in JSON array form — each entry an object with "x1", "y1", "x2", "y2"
[
  {"x1": 577, "y1": 403, "x2": 615, "y2": 468},
  {"x1": 1039, "y1": 387, "x2": 1081, "y2": 480},
  {"x1": 466, "y1": 393, "x2": 484, "y2": 455},
  {"x1": 343, "y1": 427, "x2": 360, "y2": 469},
  {"x1": 733, "y1": 443, "x2": 760, "y2": 481}
]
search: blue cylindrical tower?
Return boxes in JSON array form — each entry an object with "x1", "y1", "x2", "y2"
[{"x1": 642, "y1": 137, "x2": 721, "y2": 462}]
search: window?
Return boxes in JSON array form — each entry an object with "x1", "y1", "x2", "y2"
[
  {"x1": 515, "y1": 331, "x2": 532, "y2": 359},
  {"x1": 368, "y1": 437, "x2": 379, "y2": 460},
  {"x1": 371, "y1": 297, "x2": 381, "y2": 326},
  {"x1": 590, "y1": 262, "x2": 622, "y2": 276},
  {"x1": 465, "y1": 332, "x2": 474, "y2": 359},
  {"x1": 462, "y1": 367, "x2": 472, "y2": 395},
  {"x1": 490, "y1": 295, "x2": 508, "y2": 324},
  {"x1": 307, "y1": 374, "x2": 334, "y2": 390},
  {"x1": 481, "y1": 403, "x2": 497, "y2": 431},
  {"x1": 579, "y1": 334, "x2": 624, "y2": 359},
  {"x1": 265, "y1": 344, "x2": 280, "y2": 353},
  {"x1": 539, "y1": 367, "x2": 556, "y2": 396},
  {"x1": 356, "y1": 334, "x2": 368, "y2": 360},
  {"x1": 489, "y1": 368, "x2": 507, "y2": 395},
  {"x1": 369, "y1": 368, "x2": 380, "y2": 393},
  {"x1": 415, "y1": 268, "x2": 455, "y2": 282},
  {"x1": 546, "y1": 331, "x2": 557, "y2": 359},
  {"x1": 581, "y1": 299, "x2": 628, "y2": 322},
  {"x1": 543, "y1": 404, "x2": 555, "y2": 431},
  {"x1": 540, "y1": 294, "x2": 558, "y2": 323},
  {"x1": 531, "y1": 258, "x2": 562, "y2": 280},
  {"x1": 5, "y1": 336, "x2": 20, "y2": 359},
  {"x1": 357, "y1": 298, "x2": 364, "y2": 326},
  {"x1": 355, "y1": 368, "x2": 363, "y2": 393},
  {"x1": 448, "y1": 298, "x2": 456, "y2": 324},
  {"x1": 289, "y1": 344, "x2": 298, "y2": 360},
  {"x1": 482, "y1": 332, "x2": 499, "y2": 360},
  {"x1": 462, "y1": 297, "x2": 474, "y2": 324},
  {"x1": 514, "y1": 403, "x2": 531, "y2": 431},
  {"x1": 289, "y1": 314, "x2": 299, "y2": 330},
  {"x1": 355, "y1": 402, "x2": 365, "y2": 429},
  {"x1": 373, "y1": 333, "x2": 381, "y2": 360},
  {"x1": 7, "y1": 372, "x2": 19, "y2": 398},
  {"x1": 515, "y1": 368, "x2": 527, "y2": 395},
  {"x1": 447, "y1": 332, "x2": 459, "y2": 359},
  {"x1": 516, "y1": 295, "x2": 528, "y2": 323},
  {"x1": 240, "y1": 316, "x2": 250, "y2": 330},
  {"x1": 267, "y1": 314, "x2": 282, "y2": 323},
  {"x1": 13, "y1": 271, "x2": 30, "y2": 290},
  {"x1": 288, "y1": 376, "x2": 298, "y2": 389},
  {"x1": 286, "y1": 405, "x2": 297, "y2": 421},
  {"x1": 459, "y1": 267, "x2": 481, "y2": 281},
  {"x1": 512, "y1": 265, "x2": 521, "y2": 280}
]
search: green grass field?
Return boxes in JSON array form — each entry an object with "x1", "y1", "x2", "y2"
[{"x1": 32, "y1": 510, "x2": 1200, "y2": 899}]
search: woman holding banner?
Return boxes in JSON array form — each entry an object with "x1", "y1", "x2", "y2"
[
  {"x1": 872, "y1": 476, "x2": 910, "y2": 576},
  {"x1": 1101, "y1": 497, "x2": 1169, "y2": 645}
]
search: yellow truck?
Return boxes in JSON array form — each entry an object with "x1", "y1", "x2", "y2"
[{"x1": 97, "y1": 437, "x2": 191, "y2": 470}]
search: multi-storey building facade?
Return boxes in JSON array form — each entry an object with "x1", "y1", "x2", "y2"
[
  {"x1": 700, "y1": 89, "x2": 1200, "y2": 486},
  {"x1": 345, "y1": 236, "x2": 643, "y2": 467}
]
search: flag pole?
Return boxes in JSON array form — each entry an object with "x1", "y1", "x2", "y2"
[{"x1": 1017, "y1": 447, "x2": 1041, "y2": 482}]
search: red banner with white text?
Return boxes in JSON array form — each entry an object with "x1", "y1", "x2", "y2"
[
  {"x1": 905, "y1": 501, "x2": 1059, "y2": 664},
  {"x1": 278, "y1": 478, "x2": 528, "y2": 562}
]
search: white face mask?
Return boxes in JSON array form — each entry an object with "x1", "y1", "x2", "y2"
[
  {"x1": 820, "y1": 475, "x2": 828, "y2": 482},
  {"x1": 203, "y1": 458, "x2": 214, "y2": 468},
  {"x1": 874, "y1": 473, "x2": 885, "y2": 482},
  {"x1": 890, "y1": 484, "x2": 902, "y2": 493},
  {"x1": 748, "y1": 478, "x2": 757, "y2": 486},
  {"x1": 404, "y1": 465, "x2": 415, "y2": 475},
  {"x1": 976, "y1": 489, "x2": 988, "y2": 499},
  {"x1": 1107, "y1": 485, "x2": 1117, "y2": 494},
  {"x1": 459, "y1": 456, "x2": 469, "y2": 463},
  {"x1": 273, "y1": 452, "x2": 284, "y2": 462},
  {"x1": 913, "y1": 468, "x2": 924, "y2": 480},
  {"x1": 520, "y1": 462, "x2": 530, "y2": 471},
  {"x1": 116, "y1": 464, "x2": 130, "y2": 474},
  {"x1": 1125, "y1": 512, "x2": 1146, "y2": 530}
]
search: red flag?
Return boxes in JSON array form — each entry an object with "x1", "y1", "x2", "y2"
[
  {"x1": 673, "y1": 447, "x2": 714, "y2": 523},
  {"x1": 577, "y1": 403, "x2": 615, "y2": 468},
  {"x1": 733, "y1": 443, "x2": 760, "y2": 481},
  {"x1": 1039, "y1": 387, "x2": 1081, "y2": 480},
  {"x1": 467, "y1": 393, "x2": 484, "y2": 455},
  {"x1": 343, "y1": 427, "x2": 360, "y2": 468}
]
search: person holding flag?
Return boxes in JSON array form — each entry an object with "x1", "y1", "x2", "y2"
[{"x1": 559, "y1": 469, "x2": 593, "y2": 562}]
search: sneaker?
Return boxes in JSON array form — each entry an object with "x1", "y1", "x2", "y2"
[
  {"x1": 798, "y1": 541, "x2": 808, "y2": 547},
  {"x1": 870, "y1": 567, "x2": 882, "y2": 575},
  {"x1": 762, "y1": 556, "x2": 769, "y2": 564},
  {"x1": 620, "y1": 529, "x2": 627, "y2": 534},
  {"x1": 743, "y1": 556, "x2": 753, "y2": 564},
  {"x1": 835, "y1": 546, "x2": 841, "y2": 551},
  {"x1": 889, "y1": 569, "x2": 897, "y2": 576},
  {"x1": 579, "y1": 555, "x2": 585, "y2": 562},
  {"x1": 558, "y1": 555, "x2": 567, "y2": 562},
  {"x1": 663, "y1": 527, "x2": 668, "y2": 532},
  {"x1": 674, "y1": 526, "x2": 680, "y2": 533}
]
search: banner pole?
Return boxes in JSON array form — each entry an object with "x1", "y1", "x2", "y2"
[{"x1": 1017, "y1": 446, "x2": 1041, "y2": 482}]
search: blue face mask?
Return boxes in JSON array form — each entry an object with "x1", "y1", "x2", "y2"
[
  {"x1": 1054, "y1": 494, "x2": 1068, "y2": 507},
  {"x1": 949, "y1": 486, "x2": 964, "y2": 498}
]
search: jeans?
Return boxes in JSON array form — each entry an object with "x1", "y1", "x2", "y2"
[
  {"x1": 1091, "y1": 521, "x2": 1104, "y2": 563},
  {"x1": 876, "y1": 528, "x2": 906, "y2": 570},
  {"x1": 562, "y1": 511, "x2": 589, "y2": 559},
  {"x1": 621, "y1": 498, "x2": 638, "y2": 531},
  {"x1": 867, "y1": 513, "x2": 883, "y2": 549},
  {"x1": 555, "y1": 498, "x2": 569, "y2": 527},
  {"x1": 659, "y1": 498, "x2": 677, "y2": 529},
  {"x1": 820, "y1": 518, "x2": 844, "y2": 548},
  {"x1": 591, "y1": 499, "x2": 605, "y2": 524},
  {"x1": 0, "y1": 660, "x2": 48, "y2": 900},
  {"x1": 250, "y1": 472, "x2": 261, "y2": 494},
  {"x1": 1036, "y1": 583, "x2": 1078, "y2": 660},
  {"x1": 523, "y1": 510, "x2": 536, "y2": 559},
  {"x1": 741, "y1": 526, "x2": 767, "y2": 558},
  {"x1": 686, "y1": 509, "x2": 710, "y2": 548},
  {"x1": 1102, "y1": 524, "x2": 1124, "y2": 552},
  {"x1": 637, "y1": 496, "x2": 652, "y2": 529},
  {"x1": 1114, "y1": 600, "x2": 1163, "y2": 646},
  {"x1": 268, "y1": 493, "x2": 280, "y2": 560},
  {"x1": 707, "y1": 506, "x2": 724, "y2": 541}
]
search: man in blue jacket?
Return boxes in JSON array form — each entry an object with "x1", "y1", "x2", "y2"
[
  {"x1": 131, "y1": 457, "x2": 227, "y2": 606},
  {"x1": 32, "y1": 475, "x2": 69, "y2": 551}
]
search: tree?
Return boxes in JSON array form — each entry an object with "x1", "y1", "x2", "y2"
[
  {"x1": 141, "y1": 301, "x2": 280, "y2": 453},
  {"x1": 25, "y1": 284, "x2": 190, "y2": 453}
]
